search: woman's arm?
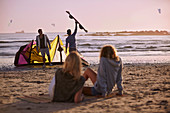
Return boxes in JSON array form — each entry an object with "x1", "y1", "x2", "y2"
[
  {"x1": 65, "y1": 38, "x2": 68, "y2": 53},
  {"x1": 116, "y1": 60, "x2": 123, "y2": 95},
  {"x1": 72, "y1": 22, "x2": 78, "y2": 36},
  {"x1": 49, "y1": 76, "x2": 55, "y2": 99},
  {"x1": 74, "y1": 87, "x2": 84, "y2": 103}
]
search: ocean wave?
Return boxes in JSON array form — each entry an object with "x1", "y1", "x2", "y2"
[
  {"x1": 130, "y1": 40, "x2": 163, "y2": 42},
  {"x1": 78, "y1": 43, "x2": 102, "y2": 47},
  {"x1": 91, "y1": 39, "x2": 115, "y2": 41},
  {"x1": 0, "y1": 33, "x2": 170, "y2": 63},
  {"x1": 132, "y1": 43, "x2": 145, "y2": 45},
  {"x1": 123, "y1": 46, "x2": 133, "y2": 48},
  {"x1": 162, "y1": 41, "x2": 170, "y2": 44},
  {"x1": 78, "y1": 43, "x2": 91, "y2": 46},
  {"x1": 80, "y1": 50, "x2": 100, "y2": 53},
  {"x1": 0, "y1": 45, "x2": 21, "y2": 48},
  {"x1": 0, "y1": 52, "x2": 15, "y2": 56},
  {"x1": 161, "y1": 45, "x2": 170, "y2": 47},
  {"x1": 0, "y1": 40, "x2": 31, "y2": 43},
  {"x1": 146, "y1": 46, "x2": 157, "y2": 49}
]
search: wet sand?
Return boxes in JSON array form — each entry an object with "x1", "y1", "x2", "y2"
[{"x1": 0, "y1": 63, "x2": 170, "y2": 113}]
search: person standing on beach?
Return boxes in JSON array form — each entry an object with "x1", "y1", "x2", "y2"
[
  {"x1": 36, "y1": 29, "x2": 52, "y2": 67},
  {"x1": 82, "y1": 45, "x2": 123, "y2": 97},
  {"x1": 49, "y1": 52, "x2": 85, "y2": 103},
  {"x1": 65, "y1": 21, "x2": 78, "y2": 54}
]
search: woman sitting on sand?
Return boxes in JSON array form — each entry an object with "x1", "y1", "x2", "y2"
[
  {"x1": 83, "y1": 45, "x2": 123, "y2": 97},
  {"x1": 49, "y1": 52, "x2": 85, "y2": 103}
]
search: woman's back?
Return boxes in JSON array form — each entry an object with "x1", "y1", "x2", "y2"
[
  {"x1": 52, "y1": 68, "x2": 85, "y2": 102},
  {"x1": 94, "y1": 57, "x2": 123, "y2": 95}
]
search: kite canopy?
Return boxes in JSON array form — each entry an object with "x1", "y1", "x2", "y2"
[
  {"x1": 14, "y1": 35, "x2": 89, "y2": 66},
  {"x1": 14, "y1": 35, "x2": 67, "y2": 66}
]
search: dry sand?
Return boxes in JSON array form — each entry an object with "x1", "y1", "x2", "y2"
[{"x1": 0, "y1": 63, "x2": 170, "y2": 113}]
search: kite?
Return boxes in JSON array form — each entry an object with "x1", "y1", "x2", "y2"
[{"x1": 14, "y1": 35, "x2": 89, "y2": 66}]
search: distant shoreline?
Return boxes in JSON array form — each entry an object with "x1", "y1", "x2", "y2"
[
  {"x1": 15, "y1": 30, "x2": 24, "y2": 33},
  {"x1": 82, "y1": 30, "x2": 170, "y2": 36},
  {"x1": 0, "y1": 30, "x2": 170, "y2": 36}
]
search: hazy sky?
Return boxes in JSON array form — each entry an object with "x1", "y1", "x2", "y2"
[{"x1": 0, "y1": 0, "x2": 170, "y2": 33}]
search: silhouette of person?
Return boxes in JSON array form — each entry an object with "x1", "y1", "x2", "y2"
[
  {"x1": 65, "y1": 22, "x2": 78, "y2": 54},
  {"x1": 36, "y1": 29, "x2": 52, "y2": 67}
]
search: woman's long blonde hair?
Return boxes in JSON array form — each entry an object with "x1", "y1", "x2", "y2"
[
  {"x1": 63, "y1": 51, "x2": 81, "y2": 80},
  {"x1": 100, "y1": 45, "x2": 119, "y2": 61}
]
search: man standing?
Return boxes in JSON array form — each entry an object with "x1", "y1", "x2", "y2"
[
  {"x1": 36, "y1": 29, "x2": 52, "y2": 67},
  {"x1": 65, "y1": 22, "x2": 78, "y2": 54}
]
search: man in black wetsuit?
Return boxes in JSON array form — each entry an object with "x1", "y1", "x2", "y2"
[
  {"x1": 65, "y1": 22, "x2": 78, "y2": 54},
  {"x1": 36, "y1": 29, "x2": 52, "y2": 67}
]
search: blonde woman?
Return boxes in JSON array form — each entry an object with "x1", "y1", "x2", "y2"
[
  {"x1": 83, "y1": 45, "x2": 123, "y2": 97},
  {"x1": 49, "y1": 52, "x2": 85, "y2": 103}
]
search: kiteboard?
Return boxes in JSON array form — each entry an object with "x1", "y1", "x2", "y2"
[{"x1": 66, "y1": 11, "x2": 88, "y2": 33}]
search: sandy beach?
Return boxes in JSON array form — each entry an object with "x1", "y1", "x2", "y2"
[{"x1": 0, "y1": 63, "x2": 170, "y2": 113}]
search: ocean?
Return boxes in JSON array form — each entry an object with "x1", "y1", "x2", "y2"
[{"x1": 0, "y1": 32, "x2": 170, "y2": 68}]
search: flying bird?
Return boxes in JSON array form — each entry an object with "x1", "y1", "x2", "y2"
[
  {"x1": 51, "y1": 23, "x2": 55, "y2": 27},
  {"x1": 8, "y1": 19, "x2": 13, "y2": 26},
  {"x1": 158, "y1": 9, "x2": 161, "y2": 14}
]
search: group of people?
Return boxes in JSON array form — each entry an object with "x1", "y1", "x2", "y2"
[
  {"x1": 36, "y1": 22, "x2": 123, "y2": 103},
  {"x1": 36, "y1": 22, "x2": 78, "y2": 67},
  {"x1": 49, "y1": 45, "x2": 123, "y2": 103}
]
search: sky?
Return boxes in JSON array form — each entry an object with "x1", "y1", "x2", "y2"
[{"x1": 0, "y1": 0, "x2": 170, "y2": 33}]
